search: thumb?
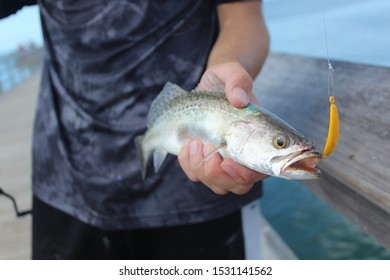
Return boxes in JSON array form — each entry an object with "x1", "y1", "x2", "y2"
[{"x1": 205, "y1": 62, "x2": 258, "y2": 108}]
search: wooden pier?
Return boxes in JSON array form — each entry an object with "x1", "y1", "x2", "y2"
[
  {"x1": 255, "y1": 53, "x2": 390, "y2": 249},
  {"x1": 0, "y1": 52, "x2": 389, "y2": 259},
  {"x1": 0, "y1": 71, "x2": 39, "y2": 259}
]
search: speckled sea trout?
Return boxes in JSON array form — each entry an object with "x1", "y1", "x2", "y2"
[{"x1": 135, "y1": 82, "x2": 322, "y2": 180}]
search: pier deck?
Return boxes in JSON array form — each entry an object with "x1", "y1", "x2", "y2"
[{"x1": 0, "y1": 71, "x2": 40, "y2": 259}]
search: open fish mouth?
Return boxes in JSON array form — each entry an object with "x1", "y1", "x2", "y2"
[{"x1": 279, "y1": 148, "x2": 322, "y2": 177}]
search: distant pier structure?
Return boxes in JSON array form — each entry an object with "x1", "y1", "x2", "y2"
[{"x1": 0, "y1": 46, "x2": 44, "y2": 94}]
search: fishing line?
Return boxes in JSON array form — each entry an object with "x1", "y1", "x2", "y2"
[
  {"x1": 321, "y1": 0, "x2": 339, "y2": 158},
  {"x1": 322, "y1": 3, "x2": 335, "y2": 98},
  {"x1": 0, "y1": 187, "x2": 32, "y2": 217}
]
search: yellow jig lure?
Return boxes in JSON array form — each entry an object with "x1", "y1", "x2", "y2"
[{"x1": 323, "y1": 95, "x2": 339, "y2": 158}]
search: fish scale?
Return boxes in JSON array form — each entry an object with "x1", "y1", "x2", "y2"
[{"x1": 136, "y1": 82, "x2": 322, "y2": 180}]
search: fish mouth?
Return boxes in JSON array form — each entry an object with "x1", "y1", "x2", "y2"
[{"x1": 277, "y1": 147, "x2": 322, "y2": 178}]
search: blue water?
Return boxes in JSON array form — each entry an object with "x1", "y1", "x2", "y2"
[
  {"x1": 261, "y1": 179, "x2": 390, "y2": 259},
  {"x1": 263, "y1": 0, "x2": 390, "y2": 67},
  {"x1": 261, "y1": 0, "x2": 390, "y2": 259},
  {"x1": 0, "y1": 51, "x2": 42, "y2": 93},
  {"x1": 0, "y1": 55, "x2": 19, "y2": 92}
]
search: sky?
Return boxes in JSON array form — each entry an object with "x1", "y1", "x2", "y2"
[{"x1": 0, "y1": 6, "x2": 43, "y2": 55}]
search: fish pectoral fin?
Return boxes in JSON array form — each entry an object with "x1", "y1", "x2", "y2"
[
  {"x1": 195, "y1": 143, "x2": 226, "y2": 168},
  {"x1": 153, "y1": 149, "x2": 168, "y2": 172}
]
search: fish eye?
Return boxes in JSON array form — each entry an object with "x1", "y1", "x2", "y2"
[{"x1": 273, "y1": 135, "x2": 289, "y2": 149}]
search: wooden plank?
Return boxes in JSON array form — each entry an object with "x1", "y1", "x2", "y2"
[
  {"x1": 254, "y1": 53, "x2": 390, "y2": 249},
  {"x1": 0, "y1": 71, "x2": 39, "y2": 260}
]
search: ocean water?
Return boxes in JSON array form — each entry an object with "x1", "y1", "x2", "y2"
[
  {"x1": 261, "y1": 0, "x2": 390, "y2": 259},
  {"x1": 263, "y1": 0, "x2": 390, "y2": 67},
  {"x1": 0, "y1": 55, "x2": 21, "y2": 92},
  {"x1": 0, "y1": 48, "x2": 43, "y2": 93},
  {"x1": 261, "y1": 178, "x2": 390, "y2": 260}
]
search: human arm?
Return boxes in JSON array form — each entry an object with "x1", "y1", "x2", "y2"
[
  {"x1": 206, "y1": 0, "x2": 269, "y2": 106},
  {"x1": 178, "y1": 0, "x2": 270, "y2": 195}
]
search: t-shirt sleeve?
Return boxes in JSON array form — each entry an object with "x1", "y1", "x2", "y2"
[{"x1": 0, "y1": 0, "x2": 37, "y2": 19}]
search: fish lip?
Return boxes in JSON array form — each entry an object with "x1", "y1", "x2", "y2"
[{"x1": 279, "y1": 147, "x2": 322, "y2": 176}]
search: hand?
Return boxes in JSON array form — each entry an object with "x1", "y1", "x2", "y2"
[
  {"x1": 178, "y1": 139, "x2": 267, "y2": 195},
  {"x1": 200, "y1": 61, "x2": 259, "y2": 107},
  {"x1": 178, "y1": 62, "x2": 268, "y2": 195}
]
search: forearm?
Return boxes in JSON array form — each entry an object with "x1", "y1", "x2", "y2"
[{"x1": 207, "y1": 1, "x2": 270, "y2": 78}]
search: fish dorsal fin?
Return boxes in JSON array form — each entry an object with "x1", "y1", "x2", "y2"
[
  {"x1": 148, "y1": 82, "x2": 188, "y2": 125},
  {"x1": 193, "y1": 72, "x2": 226, "y2": 97}
]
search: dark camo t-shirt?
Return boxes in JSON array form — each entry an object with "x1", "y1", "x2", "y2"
[{"x1": 32, "y1": 0, "x2": 262, "y2": 229}]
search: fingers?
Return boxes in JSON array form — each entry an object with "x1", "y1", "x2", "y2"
[
  {"x1": 224, "y1": 66, "x2": 254, "y2": 107},
  {"x1": 202, "y1": 62, "x2": 259, "y2": 108},
  {"x1": 178, "y1": 139, "x2": 229, "y2": 195},
  {"x1": 178, "y1": 139, "x2": 265, "y2": 195},
  {"x1": 221, "y1": 159, "x2": 269, "y2": 184},
  {"x1": 177, "y1": 139, "x2": 198, "y2": 182}
]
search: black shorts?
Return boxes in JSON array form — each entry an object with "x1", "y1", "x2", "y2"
[{"x1": 32, "y1": 196, "x2": 246, "y2": 260}]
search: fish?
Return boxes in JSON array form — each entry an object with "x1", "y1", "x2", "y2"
[{"x1": 135, "y1": 79, "x2": 322, "y2": 180}]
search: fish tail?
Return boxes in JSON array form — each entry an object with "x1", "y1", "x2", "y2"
[{"x1": 134, "y1": 135, "x2": 148, "y2": 180}]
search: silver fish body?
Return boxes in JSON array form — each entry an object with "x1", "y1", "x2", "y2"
[{"x1": 135, "y1": 82, "x2": 321, "y2": 180}]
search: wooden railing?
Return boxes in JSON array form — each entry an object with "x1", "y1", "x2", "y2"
[{"x1": 254, "y1": 53, "x2": 390, "y2": 249}]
